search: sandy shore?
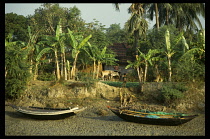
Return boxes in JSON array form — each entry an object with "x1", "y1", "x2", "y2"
[{"x1": 5, "y1": 100, "x2": 205, "y2": 136}]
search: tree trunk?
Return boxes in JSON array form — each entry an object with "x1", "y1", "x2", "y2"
[
  {"x1": 66, "y1": 60, "x2": 70, "y2": 80},
  {"x1": 134, "y1": 30, "x2": 140, "y2": 55},
  {"x1": 168, "y1": 57, "x2": 172, "y2": 82},
  {"x1": 96, "y1": 61, "x2": 101, "y2": 79},
  {"x1": 71, "y1": 52, "x2": 79, "y2": 80},
  {"x1": 63, "y1": 53, "x2": 67, "y2": 80},
  {"x1": 93, "y1": 60, "x2": 96, "y2": 79},
  {"x1": 137, "y1": 67, "x2": 142, "y2": 82},
  {"x1": 54, "y1": 49, "x2": 60, "y2": 80},
  {"x1": 166, "y1": 8, "x2": 169, "y2": 25},
  {"x1": 144, "y1": 62, "x2": 148, "y2": 82},
  {"x1": 60, "y1": 53, "x2": 64, "y2": 79},
  {"x1": 33, "y1": 62, "x2": 39, "y2": 80},
  {"x1": 155, "y1": 3, "x2": 159, "y2": 30}
]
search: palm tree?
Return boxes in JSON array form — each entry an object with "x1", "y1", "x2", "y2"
[
  {"x1": 161, "y1": 3, "x2": 204, "y2": 32},
  {"x1": 143, "y1": 3, "x2": 160, "y2": 30},
  {"x1": 67, "y1": 28, "x2": 92, "y2": 80},
  {"x1": 125, "y1": 13, "x2": 148, "y2": 55},
  {"x1": 114, "y1": 3, "x2": 148, "y2": 54},
  {"x1": 143, "y1": 3, "x2": 205, "y2": 33}
]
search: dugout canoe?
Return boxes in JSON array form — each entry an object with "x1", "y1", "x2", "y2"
[
  {"x1": 107, "y1": 106, "x2": 198, "y2": 126},
  {"x1": 7, "y1": 104, "x2": 86, "y2": 120}
]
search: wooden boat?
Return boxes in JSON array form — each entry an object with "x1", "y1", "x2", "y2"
[
  {"x1": 107, "y1": 106, "x2": 198, "y2": 126},
  {"x1": 7, "y1": 104, "x2": 86, "y2": 120}
]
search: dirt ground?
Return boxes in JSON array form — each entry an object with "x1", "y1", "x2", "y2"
[
  {"x1": 5, "y1": 98, "x2": 205, "y2": 136},
  {"x1": 5, "y1": 80, "x2": 205, "y2": 136}
]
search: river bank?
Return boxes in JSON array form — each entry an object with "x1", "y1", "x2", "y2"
[{"x1": 5, "y1": 99, "x2": 205, "y2": 136}]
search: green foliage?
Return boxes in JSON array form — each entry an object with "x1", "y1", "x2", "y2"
[
  {"x1": 158, "y1": 83, "x2": 187, "y2": 104},
  {"x1": 106, "y1": 23, "x2": 128, "y2": 43},
  {"x1": 5, "y1": 13, "x2": 28, "y2": 42},
  {"x1": 37, "y1": 73, "x2": 56, "y2": 81},
  {"x1": 101, "y1": 81, "x2": 139, "y2": 88},
  {"x1": 78, "y1": 72, "x2": 97, "y2": 90},
  {"x1": 5, "y1": 36, "x2": 31, "y2": 99}
]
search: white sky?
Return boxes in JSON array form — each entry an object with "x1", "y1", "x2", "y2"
[{"x1": 5, "y1": 3, "x2": 205, "y2": 30}]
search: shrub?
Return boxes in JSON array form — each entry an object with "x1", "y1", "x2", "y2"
[
  {"x1": 37, "y1": 73, "x2": 56, "y2": 81},
  {"x1": 158, "y1": 83, "x2": 187, "y2": 104},
  {"x1": 78, "y1": 72, "x2": 97, "y2": 89},
  {"x1": 5, "y1": 42, "x2": 31, "y2": 99}
]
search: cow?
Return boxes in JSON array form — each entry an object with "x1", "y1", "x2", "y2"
[
  {"x1": 101, "y1": 70, "x2": 120, "y2": 81},
  {"x1": 101, "y1": 70, "x2": 112, "y2": 80},
  {"x1": 111, "y1": 71, "x2": 120, "y2": 81}
]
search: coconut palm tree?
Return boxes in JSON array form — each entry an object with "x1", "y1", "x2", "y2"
[
  {"x1": 114, "y1": 3, "x2": 148, "y2": 54},
  {"x1": 143, "y1": 3, "x2": 161, "y2": 30},
  {"x1": 160, "y1": 3, "x2": 205, "y2": 32}
]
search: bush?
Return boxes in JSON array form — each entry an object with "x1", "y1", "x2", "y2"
[
  {"x1": 37, "y1": 73, "x2": 56, "y2": 81},
  {"x1": 78, "y1": 72, "x2": 97, "y2": 89},
  {"x1": 158, "y1": 83, "x2": 187, "y2": 104},
  {"x1": 5, "y1": 42, "x2": 31, "y2": 99}
]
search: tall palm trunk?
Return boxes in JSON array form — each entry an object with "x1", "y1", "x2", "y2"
[
  {"x1": 166, "y1": 8, "x2": 169, "y2": 25},
  {"x1": 134, "y1": 30, "x2": 140, "y2": 55},
  {"x1": 154, "y1": 3, "x2": 159, "y2": 30}
]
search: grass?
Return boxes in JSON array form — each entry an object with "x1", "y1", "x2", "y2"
[{"x1": 101, "y1": 81, "x2": 139, "y2": 88}]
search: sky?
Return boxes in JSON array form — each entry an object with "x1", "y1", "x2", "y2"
[{"x1": 5, "y1": 3, "x2": 205, "y2": 30}]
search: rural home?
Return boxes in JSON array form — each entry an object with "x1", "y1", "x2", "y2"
[{"x1": 104, "y1": 43, "x2": 135, "y2": 75}]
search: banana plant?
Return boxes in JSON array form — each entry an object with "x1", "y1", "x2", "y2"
[
  {"x1": 83, "y1": 42, "x2": 98, "y2": 79},
  {"x1": 138, "y1": 49, "x2": 161, "y2": 82},
  {"x1": 181, "y1": 29, "x2": 205, "y2": 61},
  {"x1": 67, "y1": 28, "x2": 92, "y2": 80},
  {"x1": 165, "y1": 29, "x2": 175, "y2": 82},
  {"x1": 125, "y1": 55, "x2": 144, "y2": 82},
  {"x1": 84, "y1": 42, "x2": 118, "y2": 79},
  {"x1": 33, "y1": 43, "x2": 52, "y2": 80}
]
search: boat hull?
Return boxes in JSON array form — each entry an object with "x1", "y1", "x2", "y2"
[
  {"x1": 8, "y1": 104, "x2": 85, "y2": 120},
  {"x1": 108, "y1": 107, "x2": 198, "y2": 126},
  {"x1": 17, "y1": 111, "x2": 76, "y2": 120}
]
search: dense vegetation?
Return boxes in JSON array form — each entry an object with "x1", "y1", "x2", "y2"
[{"x1": 5, "y1": 3, "x2": 205, "y2": 99}]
